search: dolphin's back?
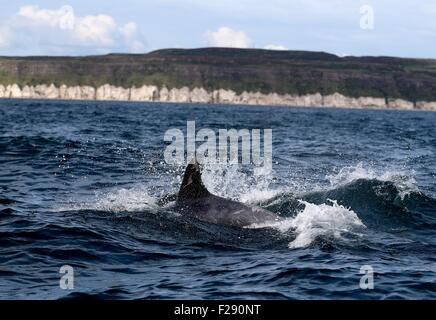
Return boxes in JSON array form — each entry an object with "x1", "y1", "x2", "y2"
[
  {"x1": 175, "y1": 160, "x2": 281, "y2": 227},
  {"x1": 177, "y1": 194, "x2": 280, "y2": 227}
]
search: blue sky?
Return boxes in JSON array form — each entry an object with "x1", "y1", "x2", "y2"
[{"x1": 0, "y1": 0, "x2": 435, "y2": 58}]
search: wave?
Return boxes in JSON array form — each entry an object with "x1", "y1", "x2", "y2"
[
  {"x1": 53, "y1": 162, "x2": 434, "y2": 250},
  {"x1": 57, "y1": 185, "x2": 159, "y2": 213},
  {"x1": 248, "y1": 199, "x2": 365, "y2": 249},
  {"x1": 249, "y1": 163, "x2": 434, "y2": 248},
  {"x1": 325, "y1": 162, "x2": 419, "y2": 200}
]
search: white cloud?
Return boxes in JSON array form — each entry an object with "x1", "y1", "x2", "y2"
[
  {"x1": 18, "y1": 5, "x2": 75, "y2": 30},
  {"x1": 264, "y1": 44, "x2": 288, "y2": 50},
  {"x1": 205, "y1": 27, "x2": 251, "y2": 48},
  {"x1": 73, "y1": 14, "x2": 117, "y2": 45},
  {"x1": 1, "y1": 5, "x2": 146, "y2": 54},
  {"x1": 120, "y1": 22, "x2": 138, "y2": 39}
]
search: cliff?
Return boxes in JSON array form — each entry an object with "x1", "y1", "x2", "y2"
[{"x1": 1, "y1": 48, "x2": 436, "y2": 110}]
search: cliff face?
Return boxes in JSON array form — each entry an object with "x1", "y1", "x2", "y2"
[
  {"x1": 1, "y1": 83, "x2": 435, "y2": 110},
  {"x1": 1, "y1": 47, "x2": 436, "y2": 110}
]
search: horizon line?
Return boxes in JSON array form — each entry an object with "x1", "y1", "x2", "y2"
[{"x1": 0, "y1": 47, "x2": 435, "y2": 61}]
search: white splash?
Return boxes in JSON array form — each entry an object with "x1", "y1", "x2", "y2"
[
  {"x1": 326, "y1": 162, "x2": 419, "y2": 199},
  {"x1": 247, "y1": 199, "x2": 365, "y2": 249},
  {"x1": 60, "y1": 185, "x2": 159, "y2": 213},
  {"x1": 200, "y1": 163, "x2": 281, "y2": 204}
]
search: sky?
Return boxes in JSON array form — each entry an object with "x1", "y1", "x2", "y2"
[{"x1": 0, "y1": 0, "x2": 435, "y2": 58}]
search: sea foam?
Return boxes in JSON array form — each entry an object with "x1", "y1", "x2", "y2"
[
  {"x1": 326, "y1": 162, "x2": 419, "y2": 199},
  {"x1": 247, "y1": 199, "x2": 365, "y2": 249},
  {"x1": 59, "y1": 185, "x2": 159, "y2": 213}
]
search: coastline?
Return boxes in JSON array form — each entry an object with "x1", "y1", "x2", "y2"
[{"x1": 1, "y1": 83, "x2": 435, "y2": 111}]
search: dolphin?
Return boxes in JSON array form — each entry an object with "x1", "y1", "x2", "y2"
[{"x1": 174, "y1": 160, "x2": 282, "y2": 227}]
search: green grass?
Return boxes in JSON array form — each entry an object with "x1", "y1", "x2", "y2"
[{"x1": 1, "y1": 48, "x2": 436, "y2": 101}]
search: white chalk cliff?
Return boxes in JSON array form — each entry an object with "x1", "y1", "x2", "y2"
[{"x1": 0, "y1": 83, "x2": 435, "y2": 111}]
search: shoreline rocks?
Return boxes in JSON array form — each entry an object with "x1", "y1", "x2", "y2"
[{"x1": 0, "y1": 83, "x2": 435, "y2": 111}]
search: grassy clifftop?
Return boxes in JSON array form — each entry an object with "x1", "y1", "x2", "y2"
[{"x1": 1, "y1": 47, "x2": 436, "y2": 102}]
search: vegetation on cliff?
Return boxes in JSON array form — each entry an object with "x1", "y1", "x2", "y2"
[{"x1": 1, "y1": 47, "x2": 436, "y2": 102}]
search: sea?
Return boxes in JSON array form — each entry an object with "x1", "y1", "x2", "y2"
[{"x1": 0, "y1": 99, "x2": 435, "y2": 299}]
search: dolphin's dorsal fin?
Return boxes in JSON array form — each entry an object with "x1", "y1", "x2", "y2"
[{"x1": 178, "y1": 157, "x2": 210, "y2": 201}]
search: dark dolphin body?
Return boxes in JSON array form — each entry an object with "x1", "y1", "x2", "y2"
[{"x1": 174, "y1": 161, "x2": 282, "y2": 227}]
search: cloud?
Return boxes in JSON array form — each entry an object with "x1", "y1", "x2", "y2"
[
  {"x1": 264, "y1": 44, "x2": 288, "y2": 50},
  {"x1": 120, "y1": 22, "x2": 138, "y2": 39},
  {"x1": 18, "y1": 5, "x2": 75, "y2": 30},
  {"x1": 1, "y1": 5, "x2": 146, "y2": 55},
  {"x1": 73, "y1": 14, "x2": 117, "y2": 45},
  {"x1": 205, "y1": 27, "x2": 251, "y2": 48}
]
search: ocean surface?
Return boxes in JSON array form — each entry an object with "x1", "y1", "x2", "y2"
[{"x1": 0, "y1": 99, "x2": 435, "y2": 300}]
